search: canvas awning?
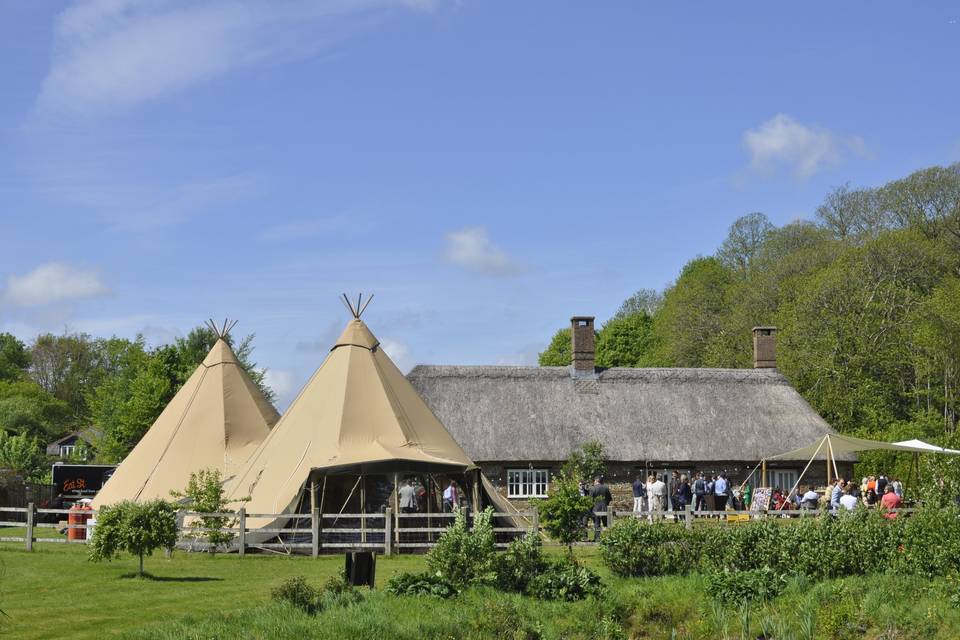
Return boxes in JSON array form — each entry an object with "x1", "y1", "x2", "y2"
[{"x1": 766, "y1": 433, "x2": 960, "y2": 461}]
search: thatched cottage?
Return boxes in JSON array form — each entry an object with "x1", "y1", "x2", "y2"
[{"x1": 408, "y1": 318, "x2": 849, "y2": 509}]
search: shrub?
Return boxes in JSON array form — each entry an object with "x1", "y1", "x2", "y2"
[
  {"x1": 894, "y1": 506, "x2": 960, "y2": 578},
  {"x1": 88, "y1": 499, "x2": 178, "y2": 577},
  {"x1": 272, "y1": 576, "x2": 321, "y2": 614},
  {"x1": 600, "y1": 518, "x2": 694, "y2": 577},
  {"x1": 494, "y1": 531, "x2": 547, "y2": 593},
  {"x1": 385, "y1": 571, "x2": 456, "y2": 598},
  {"x1": 529, "y1": 561, "x2": 604, "y2": 601},
  {"x1": 272, "y1": 575, "x2": 364, "y2": 614},
  {"x1": 704, "y1": 567, "x2": 788, "y2": 606},
  {"x1": 426, "y1": 507, "x2": 497, "y2": 589},
  {"x1": 170, "y1": 468, "x2": 245, "y2": 553}
]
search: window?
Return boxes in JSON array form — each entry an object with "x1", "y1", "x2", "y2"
[
  {"x1": 507, "y1": 469, "x2": 549, "y2": 498},
  {"x1": 770, "y1": 470, "x2": 798, "y2": 493},
  {"x1": 60, "y1": 445, "x2": 75, "y2": 458}
]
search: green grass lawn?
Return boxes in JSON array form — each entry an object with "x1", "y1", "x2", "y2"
[{"x1": 3, "y1": 535, "x2": 960, "y2": 640}]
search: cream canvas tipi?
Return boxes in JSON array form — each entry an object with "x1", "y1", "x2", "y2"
[
  {"x1": 226, "y1": 296, "x2": 476, "y2": 529},
  {"x1": 92, "y1": 323, "x2": 279, "y2": 508}
]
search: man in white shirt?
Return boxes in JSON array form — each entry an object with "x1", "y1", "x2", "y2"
[
  {"x1": 713, "y1": 473, "x2": 729, "y2": 511},
  {"x1": 839, "y1": 486, "x2": 859, "y2": 511},
  {"x1": 442, "y1": 480, "x2": 459, "y2": 512}
]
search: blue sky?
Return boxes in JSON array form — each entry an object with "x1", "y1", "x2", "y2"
[{"x1": 1, "y1": 1, "x2": 958, "y2": 408}]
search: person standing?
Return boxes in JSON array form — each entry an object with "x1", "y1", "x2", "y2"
[
  {"x1": 675, "y1": 474, "x2": 692, "y2": 519},
  {"x1": 632, "y1": 475, "x2": 646, "y2": 516},
  {"x1": 877, "y1": 474, "x2": 889, "y2": 497},
  {"x1": 589, "y1": 476, "x2": 613, "y2": 541},
  {"x1": 649, "y1": 474, "x2": 667, "y2": 518},
  {"x1": 714, "y1": 473, "x2": 729, "y2": 512},
  {"x1": 742, "y1": 482, "x2": 753, "y2": 511},
  {"x1": 442, "y1": 480, "x2": 459, "y2": 512},
  {"x1": 399, "y1": 478, "x2": 419, "y2": 514},
  {"x1": 693, "y1": 472, "x2": 708, "y2": 512}
]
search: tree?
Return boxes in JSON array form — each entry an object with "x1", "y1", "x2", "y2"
[
  {"x1": 0, "y1": 333, "x2": 29, "y2": 382},
  {"x1": 561, "y1": 440, "x2": 607, "y2": 484},
  {"x1": 614, "y1": 289, "x2": 663, "y2": 318},
  {"x1": 29, "y1": 332, "x2": 103, "y2": 424},
  {"x1": 816, "y1": 183, "x2": 889, "y2": 241},
  {"x1": 879, "y1": 163, "x2": 960, "y2": 244},
  {"x1": 716, "y1": 212, "x2": 774, "y2": 274},
  {"x1": 647, "y1": 257, "x2": 737, "y2": 367},
  {"x1": 596, "y1": 312, "x2": 654, "y2": 368},
  {"x1": 89, "y1": 500, "x2": 178, "y2": 577},
  {"x1": 170, "y1": 468, "x2": 244, "y2": 552},
  {"x1": 533, "y1": 473, "x2": 593, "y2": 556},
  {"x1": 0, "y1": 380, "x2": 72, "y2": 439},
  {"x1": 538, "y1": 328, "x2": 572, "y2": 366},
  {"x1": 0, "y1": 432, "x2": 47, "y2": 480}
]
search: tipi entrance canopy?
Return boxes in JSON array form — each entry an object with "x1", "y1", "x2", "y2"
[{"x1": 760, "y1": 433, "x2": 960, "y2": 497}]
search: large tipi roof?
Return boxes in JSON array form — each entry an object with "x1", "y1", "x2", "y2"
[
  {"x1": 226, "y1": 313, "x2": 475, "y2": 519},
  {"x1": 92, "y1": 336, "x2": 279, "y2": 508}
]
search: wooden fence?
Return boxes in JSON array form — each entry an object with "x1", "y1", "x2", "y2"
[{"x1": 0, "y1": 504, "x2": 917, "y2": 556}]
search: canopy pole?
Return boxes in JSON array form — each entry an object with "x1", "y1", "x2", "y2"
[
  {"x1": 780, "y1": 436, "x2": 826, "y2": 510},
  {"x1": 827, "y1": 436, "x2": 839, "y2": 481},
  {"x1": 761, "y1": 460, "x2": 767, "y2": 487},
  {"x1": 472, "y1": 469, "x2": 480, "y2": 514},
  {"x1": 826, "y1": 438, "x2": 833, "y2": 486},
  {"x1": 739, "y1": 460, "x2": 763, "y2": 492}
]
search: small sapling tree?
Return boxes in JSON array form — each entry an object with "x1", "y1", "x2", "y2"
[
  {"x1": 533, "y1": 473, "x2": 593, "y2": 557},
  {"x1": 170, "y1": 468, "x2": 245, "y2": 553},
  {"x1": 89, "y1": 499, "x2": 178, "y2": 577}
]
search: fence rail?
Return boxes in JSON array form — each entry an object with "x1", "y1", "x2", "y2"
[{"x1": 0, "y1": 503, "x2": 918, "y2": 556}]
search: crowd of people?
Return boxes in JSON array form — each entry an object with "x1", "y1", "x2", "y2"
[{"x1": 772, "y1": 474, "x2": 905, "y2": 517}]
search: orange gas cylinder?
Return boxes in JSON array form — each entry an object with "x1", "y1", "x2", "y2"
[
  {"x1": 67, "y1": 505, "x2": 82, "y2": 541},
  {"x1": 68, "y1": 505, "x2": 92, "y2": 541}
]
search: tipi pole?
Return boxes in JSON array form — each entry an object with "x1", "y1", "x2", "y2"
[
  {"x1": 761, "y1": 460, "x2": 767, "y2": 487},
  {"x1": 360, "y1": 475, "x2": 366, "y2": 544},
  {"x1": 319, "y1": 475, "x2": 327, "y2": 552},
  {"x1": 393, "y1": 472, "x2": 400, "y2": 547}
]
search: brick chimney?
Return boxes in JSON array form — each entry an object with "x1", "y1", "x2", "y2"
[
  {"x1": 752, "y1": 326, "x2": 777, "y2": 369},
  {"x1": 571, "y1": 316, "x2": 596, "y2": 377}
]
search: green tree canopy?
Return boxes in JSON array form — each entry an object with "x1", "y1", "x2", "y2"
[
  {"x1": 89, "y1": 500, "x2": 179, "y2": 577},
  {"x1": 538, "y1": 328, "x2": 572, "y2": 366},
  {"x1": 0, "y1": 333, "x2": 29, "y2": 382},
  {"x1": 596, "y1": 312, "x2": 654, "y2": 368},
  {"x1": 0, "y1": 432, "x2": 47, "y2": 480}
]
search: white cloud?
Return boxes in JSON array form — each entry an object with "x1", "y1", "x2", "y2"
[
  {"x1": 3, "y1": 263, "x2": 109, "y2": 307},
  {"x1": 742, "y1": 114, "x2": 866, "y2": 178},
  {"x1": 36, "y1": 0, "x2": 446, "y2": 120},
  {"x1": 263, "y1": 368, "x2": 300, "y2": 409},
  {"x1": 379, "y1": 337, "x2": 413, "y2": 373},
  {"x1": 443, "y1": 227, "x2": 523, "y2": 276},
  {"x1": 260, "y1": 214, "x2": 368, "y2": 242}
]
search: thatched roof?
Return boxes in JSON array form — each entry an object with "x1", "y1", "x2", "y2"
[{"x1": 407, "y1": 366, "x2": 840, "y2": 463}]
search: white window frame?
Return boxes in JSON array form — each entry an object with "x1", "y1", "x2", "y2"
[
  {"x1": 770, "y1": 470, "x2": 798, "y2": 493},
  {"x1": 60, "y1": 445, "x2": 76, "y2": 457},
  {"x1": 507, "y1": 469, "x2": 549, "y2": 498}
]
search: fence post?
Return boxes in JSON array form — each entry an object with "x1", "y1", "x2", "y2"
[
  {"x1": 531, "y1": 507, "x2": 539, "y2": 536},
  {"x1": 684, "y1": 504, "x2": 693, "y2": 531},
  {"x1": 384, "y1": 507, "x2": 393, "y2": 556},
  {"x1": 237, "y1": 507, "x2": 246, "y2": 558},
  {"x1": 25, "y1": 502, "x2": 34, "y2": 552},
  {"x1": 311, "y1": 508, "x2": 320, "y2": 558},
  {"x1": 607, "y1": 508, "x2": 614, "y2": 530}
]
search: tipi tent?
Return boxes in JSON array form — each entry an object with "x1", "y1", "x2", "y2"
[
  {"x1": 93, "y1": 326, "x2": 279, "y2": 508},
  {"x1": 226, "y1": 297, "x2": 484, "y2": 533}
]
